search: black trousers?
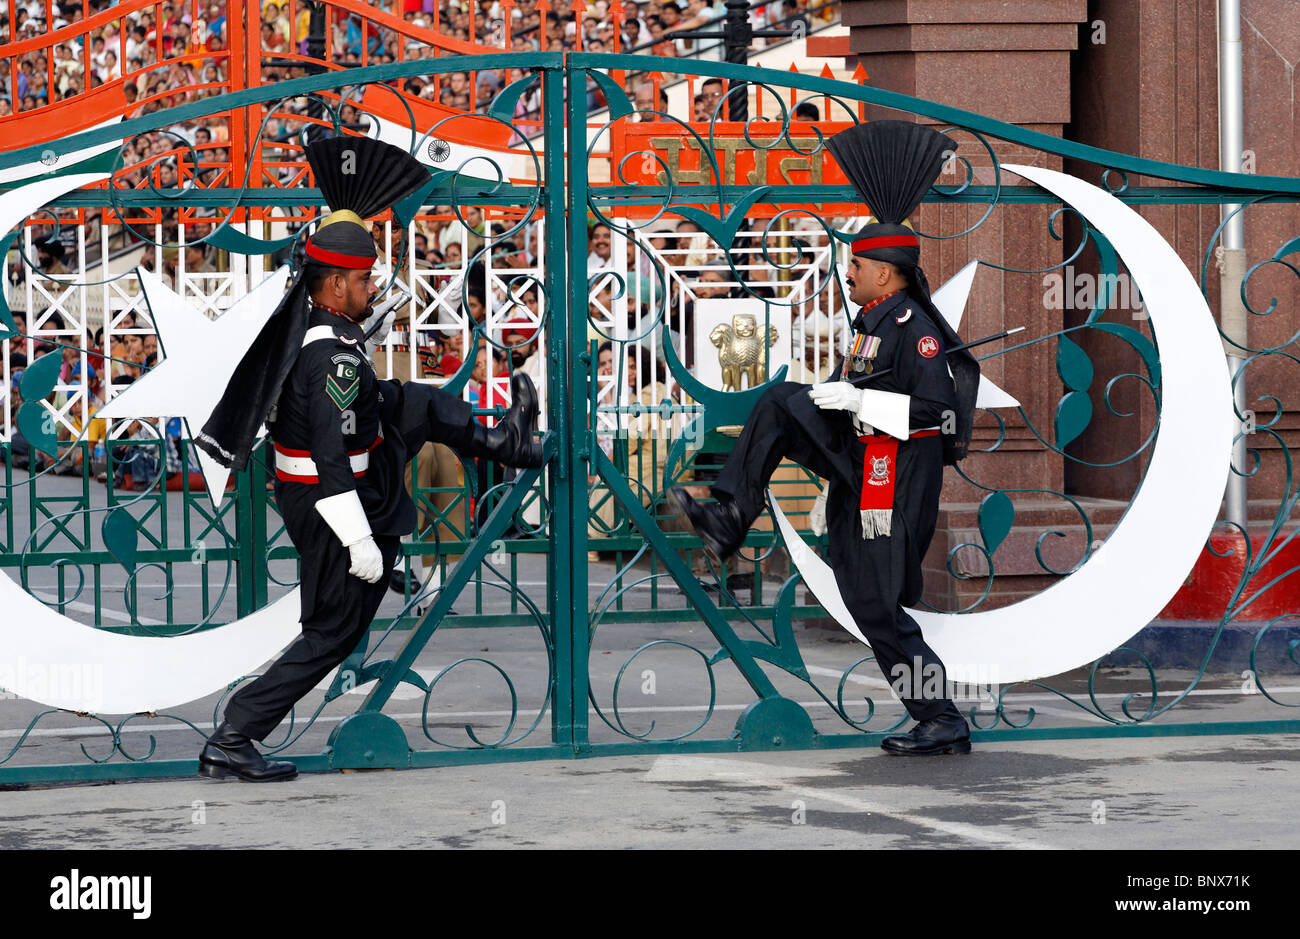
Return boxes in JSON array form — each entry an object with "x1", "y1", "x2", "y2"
[
  {"x1": 223, "y1": 515, "x2": 400, "y2": 741},
  {"x1": 224, "y1": 381, "x2": 475, "y2": 740},
  {"x1": 712, "y1": 382, "x2": 958, "y2": 723}
]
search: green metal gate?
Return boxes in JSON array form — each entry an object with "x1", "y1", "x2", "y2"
[{"x1": 2, "y1": 54, "x2": 1300, "y2": 784}]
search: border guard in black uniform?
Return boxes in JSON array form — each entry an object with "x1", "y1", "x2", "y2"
[
  {"x1": 193, "y1": 137, "x2": 544, "y2": 781},
  {"x1": 670, "y1": 121, "x2": 980, "y2": 756}
]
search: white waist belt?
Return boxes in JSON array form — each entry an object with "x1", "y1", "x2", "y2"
[{"x1": 273, "y1": 429, "x2": 382, "y2": 482}]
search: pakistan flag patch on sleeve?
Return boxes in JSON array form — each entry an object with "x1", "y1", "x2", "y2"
[{"x1": 326, "y1": 361, "x2": 360, "y2": 411}]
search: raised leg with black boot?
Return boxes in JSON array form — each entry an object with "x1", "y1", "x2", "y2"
[
  {"x1": 670, "y1": 381, "x2": 970, "y2": 755},
  {"x1": 392, "y1": 372, "x2": 544, "y2": 471},
  {"x1": 669, "y1": 382, "x2": 843, "y2": 559}
]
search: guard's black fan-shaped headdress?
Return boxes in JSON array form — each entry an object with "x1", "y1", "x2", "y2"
[
  {"x1": 827, "y1": 120, "x2": 954, "y2": 226},
  {"x1": 302, "y1": 136, "x2": 431, "y2": 268},
  {"x1": 196, "y1": 136, "x2": 431, "y2": 474},
  {"x1": 827, "y1": 120, "x2": 979, "y2": 466},
  {"x1": 306, "y1": 135, "x2": 430, "y2": 222}
]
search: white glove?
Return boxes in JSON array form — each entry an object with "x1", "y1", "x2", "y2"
[
  {"x1": 361, "y1": 287, "x2": 409, "y2": 355},
  {"x1": 809, "y1": 381, "x2": 863, "y2": 414},
  {"x1": 363, "y1": 305, "x2": 397, "y2": 358},
  {"x1": 809, "y1": 383, "x2": 913, "y2": 439},
  {"x1": 347, "y1": 537, "x2": 385, "y2": 584},
  {"x1": 315, "y1": 490, "x2": 384, "y2": 583},
  {"x1": 809, "y1": 487, "x2": 828, "y2": 537}
]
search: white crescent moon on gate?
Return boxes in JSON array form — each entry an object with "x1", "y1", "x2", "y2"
[
  {"x1": 0, "y1": 174, "x2": 304, "y2": 714},
  {"x1": 775, "y1": 164, "x2": 1236, "y2": 685}
]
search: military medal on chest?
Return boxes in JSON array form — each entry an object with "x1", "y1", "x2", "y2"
[{"x1": 848, "y1": 333, "x2": 882, "y2": 375}]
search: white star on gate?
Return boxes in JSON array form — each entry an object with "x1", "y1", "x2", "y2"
[
  {"x1": 96, "y1": 266, "x2": 292, "y2": 504},
  {"x1": 930, "y1": 260, "x2": 1020, "y2": 410}
]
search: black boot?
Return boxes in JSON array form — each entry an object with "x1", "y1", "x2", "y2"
[
  {"x1": 198, "y1": 721, "x2": 299, "y2": 781},
  {"x1": 387, "y1": 567, "x2": 420, "y2": 597},
  {"x1": 668, "y1": 487, "x2": 747, "y2": 561},
  {"x1": 467, "y1": 373, "x2": 544, "y2": 468},
  {"x1": 880, "y1": 709, "x2": 971, "y2": 756}
]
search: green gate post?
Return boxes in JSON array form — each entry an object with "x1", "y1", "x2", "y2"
[
  {"x1": 561, "y1": 66, "x2": 593, "y2": 754},
  {"x1": 231, "y1": 444, "x2": 272, "y2": 617},
  {"x1": 249, "y1": 442, "x2": 270, "y2": 611},
  {"x1": 542, "y1": 63, "x2": 580, "y2": 752}
]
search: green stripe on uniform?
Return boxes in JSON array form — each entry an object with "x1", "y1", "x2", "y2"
[{"x1": 326, "y1": 375, "x2": 359, "y2": 410}]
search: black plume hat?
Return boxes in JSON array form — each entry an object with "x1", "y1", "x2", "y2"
[
  {"x1": 196, "y1": 136, "x2": 431, "y2": 473},
  {"x1": 303, "y1": 136, "x2": 430, "y2": 268},
  {"x1": 826, "y1": 120, "x2": 954, "y2": 265},
  {"x1": 828, "y1": 120, "x2": 979, "y2": 465}
]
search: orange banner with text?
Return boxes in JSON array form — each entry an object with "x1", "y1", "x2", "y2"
[{"x1": 610, "y1": 121, "x2": 862, "y2": 218}]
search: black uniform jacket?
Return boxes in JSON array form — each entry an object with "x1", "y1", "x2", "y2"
[
  {"x1": 268, "y1": 305, "x2": 417, "y2": 538},
  {"x1": 837, "y1": 288, "x2": 957, "y2": 429},
  {"x1": 790, "y1": 289, "x2": 957, "y2": 606}
]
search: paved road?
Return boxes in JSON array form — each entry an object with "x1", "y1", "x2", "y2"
[{"x1": 1, "y1": 732, "x2": 1297, "y2": 850}]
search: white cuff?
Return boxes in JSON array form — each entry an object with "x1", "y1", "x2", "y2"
[
  {"x1": 856, "y1": 389, "x2": 911, "y2": 440},
  {"x1": 809, "y1": 488, "x2": 828, "y2": 537},
  {"x1": 315, "y1": 490, "x2": 372, "y2": 548}
]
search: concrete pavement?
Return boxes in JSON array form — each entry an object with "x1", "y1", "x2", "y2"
[{"x1": 1, "y1": 732, "x2": 1296, "y2": 850}]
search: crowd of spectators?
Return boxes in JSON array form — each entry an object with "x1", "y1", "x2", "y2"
[
  {"x1": 1, "y1": 0, "x2": 836, "y2": 120},
  {"x1": 0, "y1": 0, "x2": 839, "y2": 240},
  {"x1": 1, "y1": 0, "x2": 837, "y2": 280},
  {"x1": 2, "y1": 0, "x2": 229, "y2": 115}
]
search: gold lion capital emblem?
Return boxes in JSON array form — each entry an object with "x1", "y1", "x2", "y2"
[{"x1": 710, "y1": 314, "x2": 780, "y2": 391}]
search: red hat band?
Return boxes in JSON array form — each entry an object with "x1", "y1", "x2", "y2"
[
  {"x1": 304, "y1": 241, "x2": 375, "y2": 269},
  {"x1": 851, "y1": 233, "x2": 920, "y2": 255}
]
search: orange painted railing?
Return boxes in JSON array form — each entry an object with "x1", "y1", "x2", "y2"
[
  {"x1": 1, "y1": 0, "x2": 854, "y2": 231},
  {"x1": 1, "y1": 0, "x2": 529, "y2": 187}
]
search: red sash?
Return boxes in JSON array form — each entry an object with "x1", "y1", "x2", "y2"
[
  {"x1": 859, "y1": 434, "x2": 899, "y2": 513},
  {"x1": 858, "y1": 430, "x2": 940, "y2": 538}
]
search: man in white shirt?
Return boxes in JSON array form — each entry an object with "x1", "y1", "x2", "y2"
[
  {"x1": 668, "y1": 0, "x2": 722, "y2": 56},
  {"x1": 587, "y1": 222, "x2": 613, "y2": 271},
  {"x1": 125, "y1": 26, "x2": 148, "y2": 63}
]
